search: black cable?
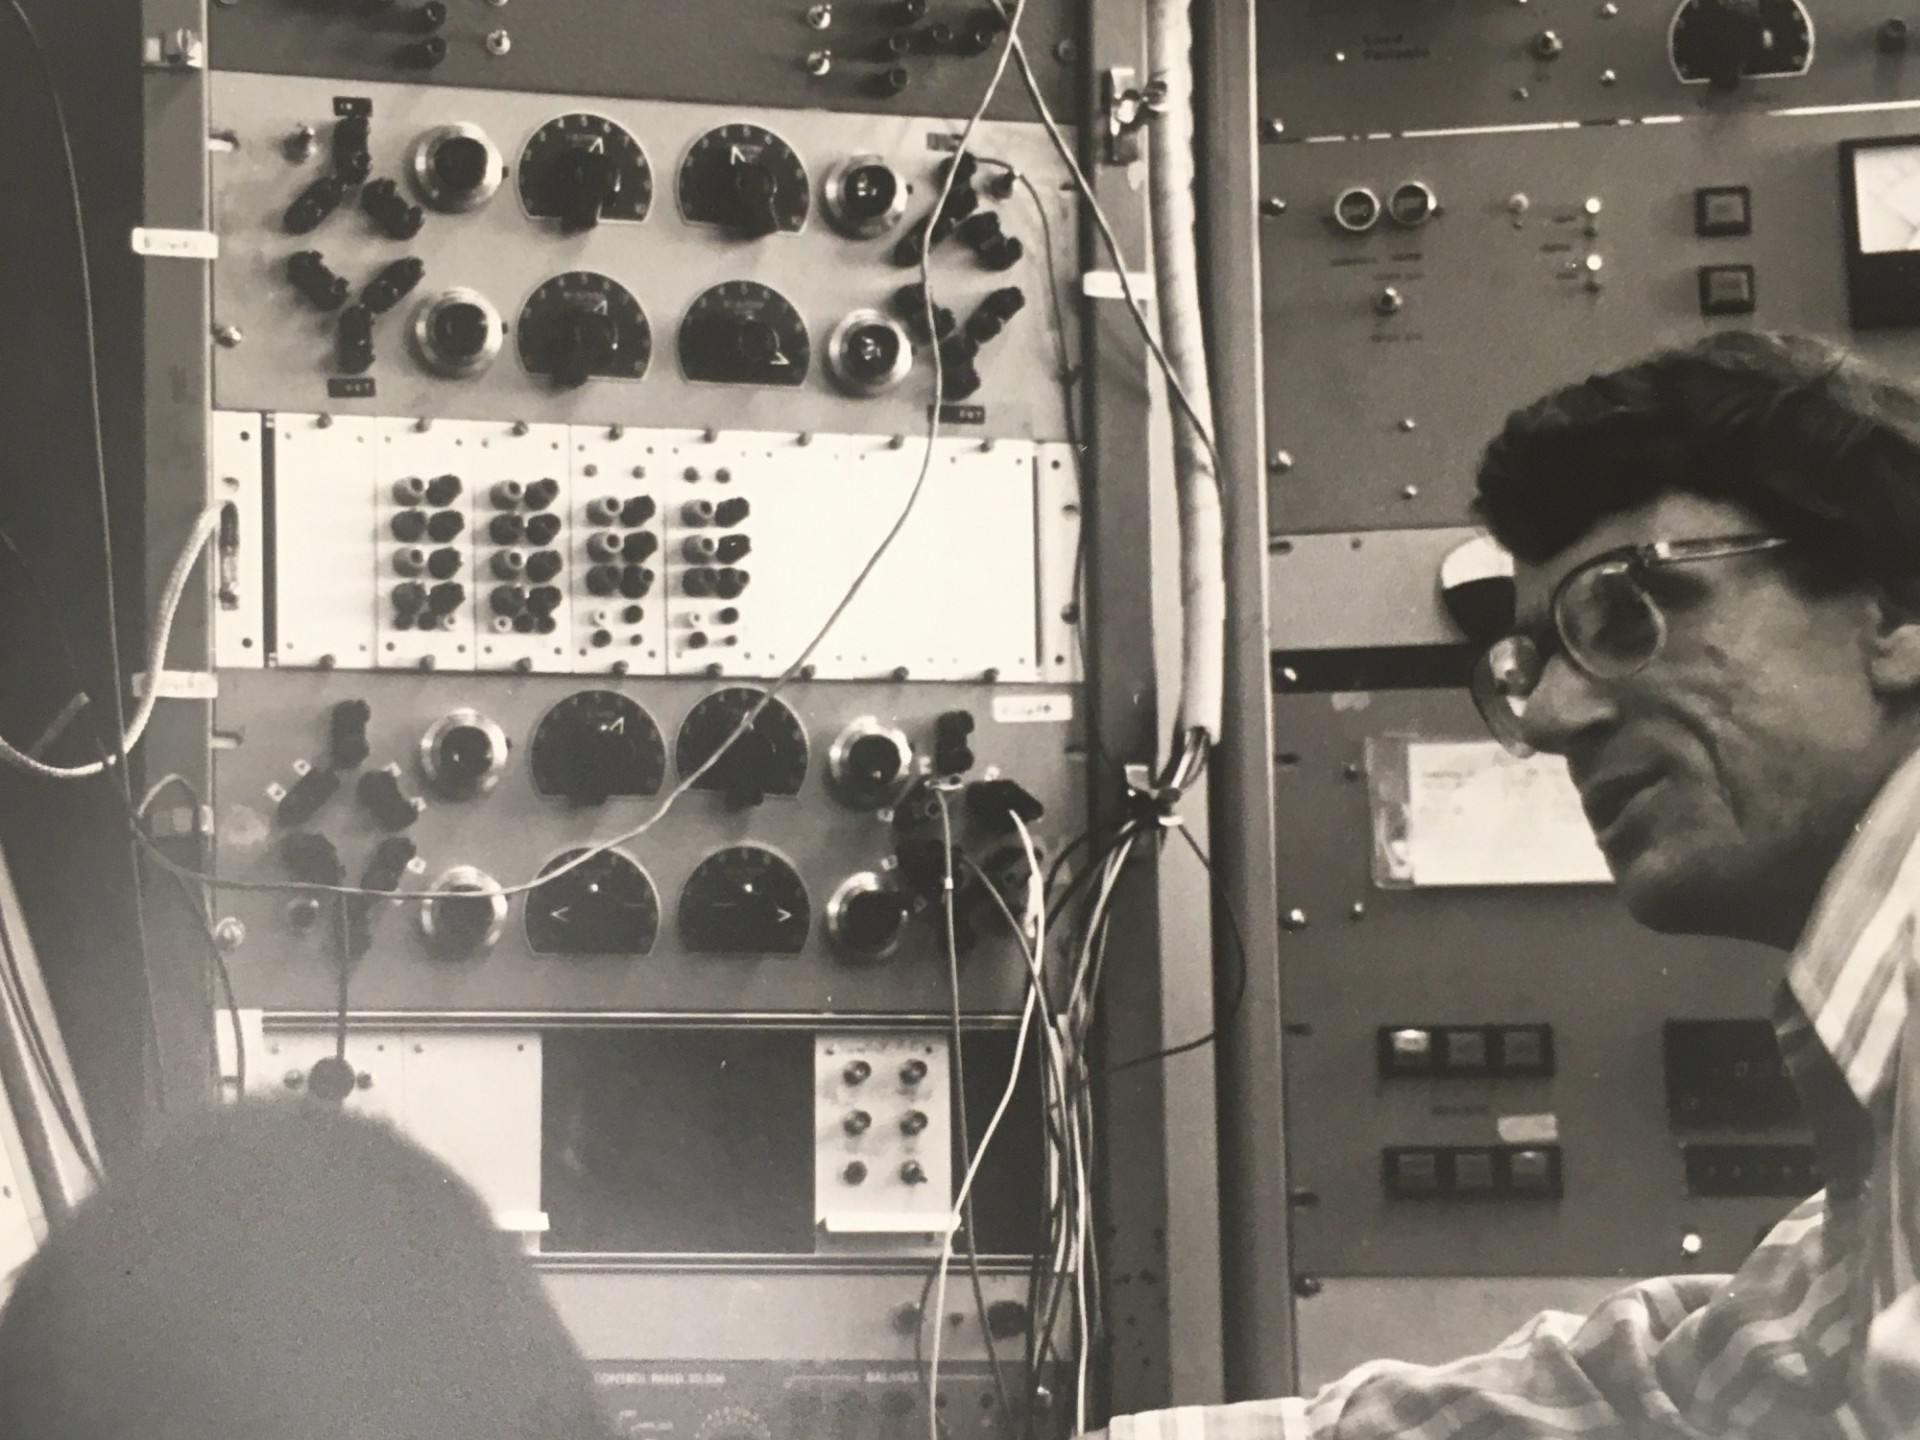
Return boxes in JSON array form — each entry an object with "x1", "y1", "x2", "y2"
[
  {"x1": 1102, "y1": 824, "x2": 1249, "y2": 1077},
  {"x1": 4, "y1": 0, "x2": 166, "y2": 1112}
]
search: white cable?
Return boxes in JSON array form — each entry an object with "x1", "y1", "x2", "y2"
[{"x1": 0, "y1": 503, "x2": 220, "y2": 781}]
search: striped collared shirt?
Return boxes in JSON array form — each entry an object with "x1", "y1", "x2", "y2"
[{"x1": 1108, "y1": 747, "x2": 1920, "y2": 1439}]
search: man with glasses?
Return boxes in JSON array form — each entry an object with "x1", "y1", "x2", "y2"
[{"x1": 1103, "y1": 332, "x2": 1920, "y2": 1436}]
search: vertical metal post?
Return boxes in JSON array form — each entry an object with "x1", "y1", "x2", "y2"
[
  {"x1": 139, "y1": 0, "x2": 218, "y2": 1114},
  {"x1": 1194, "y1": 0, "x2": 1296, "y2": 1401},
  {"x1": 1083, "y1": 0, "x2": 1227, "y2": 1418}
]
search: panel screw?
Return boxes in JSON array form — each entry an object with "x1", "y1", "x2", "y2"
[
  {"x1": 1343, "y1": 762, "x2": 1362, "y2": 780},
  {"x1": 212, "y1": 917, "x2": 246, "y2": 951},
  {"x1": 1261, "y1": 196, "x2": 1288, "y2": 216},
  {"x1": 1599, "y1": 68, "x2": 1617, "y2": 85},
  {"x1": 807, "y1": 2, "x2": 833, "y2": 26},
  {"x1": 1260, "y1": 118, "x2": 1286, "y2": 141},
  {"x1": 807, "y1": 50, "x2": 832, "y2": 75},
  {"x1": 1350, "y1": 902, "x2": 1367, "y2": 920},
  {"x1": 1293, "y1": 1276, "x2": 1323, "y2": 1298},
  {"x1": 283, "y1": 1069, "x2": 304, "y2": 1090},
  {"x1": 213, "y1": 323, "x2": 243, "y2": 348},
  {"x1": 1282, "y1": 908, "x2": 1308, "y2": 930},
  {"x1": 1268, "y1": 449, "x2": 1295, "y2": 474},
  {"x1": 486, "y1": 28, "x2": 512, "y2": 55},
  {"x1": 1397, "y1": 417, "x2": 1417, "y2": 432},
  {"x1": 511, "y1": 420, "x2": 529, "y2": 436},
  {"x1": 1401, "y1": 484, "x2": 1420, "y2": 499}
]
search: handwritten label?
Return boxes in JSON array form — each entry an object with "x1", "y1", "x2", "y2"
[{"x1": 992, "y1": 693, "x2": 1073, "y2": 725}]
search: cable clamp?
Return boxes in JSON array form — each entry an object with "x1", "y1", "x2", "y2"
[
  {"x1": 1103, "y1": 66, "x2": 1167, "y2": 165},
  {"x1": 1122, "y1": 763, "x2": 1184, "y2": 829}
]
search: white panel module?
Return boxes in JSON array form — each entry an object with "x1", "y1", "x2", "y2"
[
  {"x1": 661, "y1": 432, "x2": 1042, "y2": 682},
  {"x1": 375, "y1": 418, "x2": 481, "y2": 671},
  {"x1": 271, "y1": 413, "x2": 379, "y2": 668},
  {"x1": 1034, "y1": 441, "x2": 1085, "y2": 685},
  {"x1": 210, "y1": 411, "x2": 265, "y2": 670},
  {"x1": 460, "y1": 422, "x2": 572, "y2": 674},
  {"x1": 814, "y1": 1031, "x2": 954, "y2": 1249},
  {"x1": 565, "y1": 427, "x2": 671, "y2": 674}
]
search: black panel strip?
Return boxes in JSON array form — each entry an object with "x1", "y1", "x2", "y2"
[{"x1": 1272, "y1": 645, "x2": 1476, "y2": 693}]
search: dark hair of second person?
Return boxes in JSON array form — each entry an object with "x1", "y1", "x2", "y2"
[{"x1": 0, "y1": 1098, "x2": 612, "y2": 1440}]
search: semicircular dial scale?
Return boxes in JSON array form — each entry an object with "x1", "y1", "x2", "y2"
[
  {"x1": 677, "y1": 123, "x2": 809, "y2": 236},
  {"x1": 678, "y1": 281, "x2": 810, "y2": 387},
  {"x1": 519, "y1": 113, "x2": 653, "y2": 229},
  {"x1": 518, "y1": 272, "x2": 652, "y2": 388},
  {"x1": 678, "y1": 844, "x2": 811, "y2": 955},
  {"x1": 675, "y1": 687, "x2": 809, "y2": 805},
  {"x1": 525, "y1": 848, "x2": 662, "y2": 956},
  {"x1": 531, "y1": 690, "x2": 666, "y2": 804}
]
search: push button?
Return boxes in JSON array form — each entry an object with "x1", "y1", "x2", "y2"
[
  {"x1": 1383, "y1": 1027, "x2": 1435, "y2": 1075},
  {"x1": 1507, "y1": 1146, "x2": 1561, "y2": 1197},
  {"x1": 1452, "y1": 1149, "x2": 1497, "y2": 1194},
  {"x1": 1385, "y1": 1148, "x2": 1442, "y2": 1197},
  {"x1": 1441, "y1": 1028, "x2": 1489, "y2": 1074},
  {"x1": 1694, "y1": 186, "x2": 1752, "y2": 237},
  {"x1": 1698, "y1": 265, "x2": 1757, "y2": 316},
  {"x1": 1496, "y1": 1024, "x2": 1554, "y2": 1076}
]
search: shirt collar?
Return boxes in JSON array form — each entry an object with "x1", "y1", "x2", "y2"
[{"x1": 1786, "y1": 745, "x2": 1920, "y2": 1111}]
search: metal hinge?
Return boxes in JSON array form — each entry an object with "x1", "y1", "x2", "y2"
[{"x1": 142, "y1": 27, "x2": 205, "y2": 70}]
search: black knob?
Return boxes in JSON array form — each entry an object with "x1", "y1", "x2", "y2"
[
  {"x1": 307, "y1": 1055, "x2": 357, "y2": 1105},
  {"x1": 490, "y1": 550, "x2": 527, "y2": 581},
  {"x1": 361, "y1": 255, "x2": 426, "y2": 315},
  {"x1": 356, "y1": 769, "x2": 421, "y2": 831},
  {"x1": 397, "y1": 35, "x2": 447, "y2": 68},
  {"x1": 391, "y1": 581, "x2": 427, "y2": 613},
  {"x1": 844, "y1": 1059, "x2": 872, "y2": 1085},
  {"x1": 620, "y1": 565, "x2": 654, "y2": 598},
  {"x1": 549, "y1": 144, "x2": 620, "y2": 231},
  {"x1": 435, "y1": 724, "x2": 495, "y2": 789},
  {"x1": 525, "y1": 549, "x2": 563, "y2": 583},
  {"x1": 1687, "y1": 0, "x2": 1769, "y2": 88},
  {"x1": 490, "y1": 583, "x2": 527, "y2": 615},
  {"x1": 621, "y1": 495, "x2": 657, "y2": 526},
  {"x1": 426, "y1": 581, "x2": 465, "y2": 614},
  {"x1": 330, "y1": 698, "x2": 372, "y2": 770},
  {"x1": 839, "y1": 162, "x2": 900, "y2": 224},
  {"x1": 333, "y1": 115, "x2": 372, "y2": 186},
  {"x1": 431, "y1": 134, "x2": 491, "y2": 194},
  {"x1": 843, "y1": 1109, "x2": 873, "y2": 1135},
  {"x1": 282, "y1": 176, "x2": 347, "y2": 235},
  {"x1": 287, "y1": 250, "x2": 350, "y2": 310},
  {"x1": 874, "y1": 65, "x2": 912, "y2": 98},
  {"x1": 623, "y1": 530, "x2": 659, "y2": 562},
  {"x1": 840, "y1": 321, "x2": 905, "y2": 386},
  {"x1": 361, "y1": 178, "x2": 424, "y2": 241},
  {"x1": 524, "y1": 478, "x2": 560, "y2": 510},
  {"x1": 407, "y1": 0, "x2": 448, "y2": 32},
  {"x1": 390, "y1": 509, "x2": 428, "y2": 543},
  {"x1": 428, "y1": 300, "x2": 491, "y2": 361},
  {"x1": 489, "y1": 513, "x2": 525, "y2": 545},
  {"x1": 838, "y1": 888, "x2": 907, "y2": 955},
  {"x1": 901, "y1": 1058, "x2": 929, "y2": 1084},
  {"x1": 714, "y1": 497, "x2": 751, "y2": 526},
  {"x1": 682, "y1": 567, "x2": 715, "y2": 598},
  {"x1": 426, "y1": 510, "x2": 464, "y2": 543},
  {"x1": 336, "y1": 304, "x2": 375, "y2": 373},
  {"x1": 900, "y1": 1109, "x2": 929, "y2": 1135},
  {"x1": 848, "y1": 733, "x2": 903, "y2": 787},
  {"x1": 524, "y1": 512, "x2": 563, "y2": 546},
  {"x1": 729, "y1": 161, "x2": 782, "y2": 236},
  {"x1": 900, "y1": 1160, "x2": 927, "y2": 1185},
  {"x1": 425, "y1": 473, "x2": 462, "y2": 506},
  {"x1": 426, "y1": 547, "x2": 462, "y2": 579},
  {"x1": 734, "y1": 319, "x2": 782, "y2": 366},
  {"x1": 979, "y1": 233, "x2": 1024, "y2": 271},
  {"x1": 586, "y1": 564, "x2": 620, "y2": 596},
  {"x1": 716, "y1": 534, "x2": 751, "y2": 564},
  {"x1": 934, "y1": 710, "x2": 976, "y2": 775},
  {"x1": 712, "y1": 568, "x2": 748, "y2": 600},
  {"x1": 549, "y1": 308, "x2": 616, "y2": 388},
  {"x1": 527, "y1": 584, "x2": 562, "y2": 615}
]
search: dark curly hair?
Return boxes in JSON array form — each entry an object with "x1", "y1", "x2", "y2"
[
  {"x1": 1475, "y1": 331, "x2": 1920, "y2": 602},
  {"x1": 0, "y1": 1099, "x2": 611, "y2": 1440}
]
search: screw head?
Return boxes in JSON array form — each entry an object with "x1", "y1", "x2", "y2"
[
  {"x1": 1260, "y1": 118, "x2": 1286, "y2": 141},
  {"x1": 212, "y1": 917, "x2": 246, "y2": 951},
  {"x1": 1261, "y1": 196, "x2": 1288, "y2": 216},
  {"x1": 1268, "y1": 449, "x2": 1295, "y2": 474},
  {"x1": 485, "y1": 28, "x2": 512, "y2": 55},
  {"x1": 1282, "y1": 907, "x2": 1308, "y2": 930},
  {"x1": 807, "y1": 49, "x2": 832, "y2": 75},
  {"x1": 213, "y1": 323, "x2": 244, "y2": 348}
]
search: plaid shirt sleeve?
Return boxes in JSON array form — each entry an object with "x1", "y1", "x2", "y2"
[{"x1": 1102, "y1": 1192, "x2": 1863, "y2": 1440}]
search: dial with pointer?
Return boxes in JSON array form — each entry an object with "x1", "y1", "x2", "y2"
[
  {"x1": 679, "y1": 282, "x2": 809, "y2": 387},
  {"x1": 519, "y1": 113, "x2": 652, "y2": 229},
  {"x1": 678, "y1": 845, "x2": 810, "y2": 954},
  {"x1": 525, "y1": 848, "x2": 661, "y2": 956},
  {"x1": 518, "y1": 272, "x2": 651, "y2": 388},
  {"x1": 678, "y1": 123, "x2": 809, "y2": 236},
  {"x1": 675, "y1": 687, "x2": 808, "y2": 805},
  {"x1": 530, "y1": 690, "x2": 666, "y2": 803}
]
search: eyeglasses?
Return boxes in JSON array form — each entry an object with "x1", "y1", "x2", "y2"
[{"x1": 1471, "y1": 534, "x2": 1790, "y2": 757}]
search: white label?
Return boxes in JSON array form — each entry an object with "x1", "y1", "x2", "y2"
[
  {"x1": 1080, "y1": 269, "x2": 1156, "y2": 301},
  {"x1": 991, "y1": 693, "x2": 1074, "y2": 724},
  {"x1": 133, "y1": 670, "x2": 219, "y2": 700},
  {"x1": 131, "y1": 226, "x2": 219, "y2": 260},
  {"x1": 1496, "y1": 1112, "x2": 1560, "y2": 1145}
]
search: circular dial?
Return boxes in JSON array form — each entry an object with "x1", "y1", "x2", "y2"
[
  {"x1": 418, "y1": 710, "x2": 509, "y2": 799},
  {"x1": 827, "y1": 872, "x2": 909, "y2": 962},
  {"x1": 409, "y1": 288, "x2": 504, "y2": 378},
  {"x1": 518, "y1": 272, "x2": 651, "y2": 388},
  {"x1": 828, "y1": 718, "x2": 914, "y2": 809},
  {"x1": 1669, "y1": 0, "x2": 1813, "y2": 85},
  {"x1": 409, "y1": 123, "x2": 505, "y2": 213},
  {"x1": 417, "y1": 866, "x2": 509, "y2": 959},
  {"x1": 677, "y1": 123, "x2": 810, "y2": 236},
  {"x1": 826, "y1": 311, "x2": 912, "y2": 397},
  {"x1": 678, "y1": 845, "x2": 811, "y2": 954},
  {"x1": 530, "y1": 690, "x2": 666, "y2": 803},
  {"x1": 518, "y1": 113, "x2": 652, "y2": 228},
  {"x1": 823, "y1": 155, "x2": 907, "y2": 238},
  {"x1": 525, "y1": 848, "x2": 661, "y2": 956},
  {"x1": 678, "y1": 281, "x2": 809, "y2": 387},
  {"x1": 675, "y1": 687, "x2": 809, "y2": 803}
]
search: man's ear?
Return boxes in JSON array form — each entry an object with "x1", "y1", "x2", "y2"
[{"x1": 1867, "y1": 587, "x2": 1920, "y2": 696}]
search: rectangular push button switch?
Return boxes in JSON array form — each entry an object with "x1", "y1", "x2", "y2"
[
  {"x1": 1699, "y1": 265, "x2": 1757, "y2": 316},
  {"x1": 1384, "y1": 1148, "x2": 1442, "y2": 1197},
  {"x1": 1379, "y1": 1027, "x2": 1436, "y2": 1076},
  {"x1": 1452, "y1": 1149, "x2": 1497, "y2": 1194},
  {"x1": 1440, "y1": 1028, "x2": 1488, "y2": 1074},
  {"x1": 1507, "y1": 1146, "x2": 1562, "y2": 1197},
  {"x1": 1496, "y1": 1024, "x2": 1554, "y2": 1077},
  {"x1": 1694, "y1": 186, "x2": 1752, "y2": 237}
]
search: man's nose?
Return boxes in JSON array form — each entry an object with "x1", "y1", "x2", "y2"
[{"x1": 1515, "y1": 654, "x2": 1617, "y2": 756}]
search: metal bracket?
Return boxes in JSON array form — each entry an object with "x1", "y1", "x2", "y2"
[
  {"x1": 1104, "y1": 66, "x2": 1167, "y2": 166},
  {"x1": 142, "y1": 27, "x2": 205, "y2": 70}
]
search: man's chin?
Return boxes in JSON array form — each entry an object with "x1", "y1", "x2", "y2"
[{"x1": 1610, "y1": 848, "x2": 1717, "y2": 935}]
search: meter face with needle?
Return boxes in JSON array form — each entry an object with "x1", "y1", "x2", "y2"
[
  {"x1": 525, "y1": 848, "x2": 661, "y2": 956},
  {"x1": 678, "y1": 845, "x2": 811, "y2": 955}
]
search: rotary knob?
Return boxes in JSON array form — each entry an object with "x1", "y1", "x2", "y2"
[
  {"x1": 827, "y1": 311, "x2": 912, "y2": 397},
  {"x1": 827, "y1": 872, "x2": 909, "y2": 961},
  {"x1": 410, "y1": 289, "x2": 502, "y2": 378},
  {"x1": 823, "y1": 156, "x2": 906, "y2": 237},
  {"x1": 828, "y1": 718, "x2": 913, "y2": 809},
  {"x1": 408, "y1": 124, "x2": 503, "y2": 213},
  {"x1": 416, "y1": 865, "x2": 508, "y2": 959},
  {"x1": 548, "y1": 307, "x2": 617, "y2": 389},
  {"x1": 418, "y1": 709, "x2": 509, "y2": 799},
  {"x1": 548, "y1": 145, "x2": 621, "y2": 231}
]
